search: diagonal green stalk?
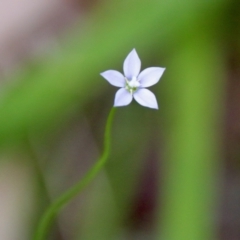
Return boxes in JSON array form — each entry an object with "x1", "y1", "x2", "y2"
[{"x1": 33, "y1": 107, "x2": 116, "y2": 240}]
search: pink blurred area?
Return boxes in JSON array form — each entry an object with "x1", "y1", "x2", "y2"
[{"x1": 0, "y1": 0, "x2": 82, "y2": 80}]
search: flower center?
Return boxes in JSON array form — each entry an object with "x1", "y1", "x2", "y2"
[{"x1": 125, "y1": 76, "x2": 140, "y2": 94}]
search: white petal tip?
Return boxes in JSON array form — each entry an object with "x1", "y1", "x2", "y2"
[
  {"x1": 113, "y1": 104, "x2": 125, "y2": 107},
  {"x1": 138, "y1": 67, "x2": 165, "y2": 87},
  {"x1": 150, "y1": 104, "x2": 158, "y2": 109},
  {"x1": 114, "y1": 88, "x2": 133, "y2": 107},
  {"x1": 100, "y1": 70, "x2": 125, "y2": 87},
  {"x1": 146, "y1": 103, "x2": 158, "y2": 109},
  {"x1": 133, "y1": 89, "x2": 158, "y2": 109},
  {"x1": 123, "y1": 49, "x2": 141, "y2": 79}
]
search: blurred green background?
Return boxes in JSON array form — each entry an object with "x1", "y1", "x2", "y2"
[{"x1": 0, "y1": 0, "x2": 239, "y2": 239}]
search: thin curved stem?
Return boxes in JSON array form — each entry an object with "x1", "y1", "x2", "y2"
[{"x1": 33, "y1": 107, "x2": 116, "y2": 240}]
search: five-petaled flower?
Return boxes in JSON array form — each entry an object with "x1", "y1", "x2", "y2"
[{"x1": 100, "y1": 49, "x2": 165, "y2": 109}]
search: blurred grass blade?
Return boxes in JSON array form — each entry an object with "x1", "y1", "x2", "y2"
[{"x1": 159, "y1": 22, "x2": 225, "y2": 240}]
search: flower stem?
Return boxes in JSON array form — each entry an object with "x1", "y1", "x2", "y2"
[{"x1": 33, "y1": 107, "x2": 116, "y2": 240}]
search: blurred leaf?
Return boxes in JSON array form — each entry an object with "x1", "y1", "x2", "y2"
[
  {"x1": 159, "y1": 13, "x2": 226, "y2": 240},
  {"x1": 0, "y1": 0, "x2": 227, "y2": 147}
]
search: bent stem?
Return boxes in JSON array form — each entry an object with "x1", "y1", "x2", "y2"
[{"x1": 33, "y1": 107, "x2": 116, "y2": 240}]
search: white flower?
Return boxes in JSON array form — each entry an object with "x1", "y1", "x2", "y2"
[{"x1": 100, "y1": 49, "x2": 165, "y2": 109}]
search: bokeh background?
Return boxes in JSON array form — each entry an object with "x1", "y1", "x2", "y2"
[{"x1": 0, "y1": 0, "x2": 239, "y2": 239}]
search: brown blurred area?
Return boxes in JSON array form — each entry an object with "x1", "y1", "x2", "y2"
[{"x1": 220, "y1": 48, "x2": 240, "y2": 239}]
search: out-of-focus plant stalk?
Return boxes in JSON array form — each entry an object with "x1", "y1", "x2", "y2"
[{"x1": 159, "y1": 23, "x2": 225, "y2": 240}]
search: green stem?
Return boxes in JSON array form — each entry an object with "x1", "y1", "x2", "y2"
[{"x1": 33, "y1": 107, "x2": 116, "y2": 240}]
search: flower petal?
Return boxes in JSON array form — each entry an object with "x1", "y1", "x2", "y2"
[
  {"x1": 114, "y1": 88, "x2": 133, "y2": 107},
  {"x1": 123, "y1": 49, "x2": 141, "y2": 79},
  {"x1": 138, "y1": 67, "x2": 165, "y2": 87},
  {"x1": 133, "y1": 89, "x2": 158, "y2": 109},
  {"x1": 100, "y1": 70, "x2": 125, "y2": 87}
]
